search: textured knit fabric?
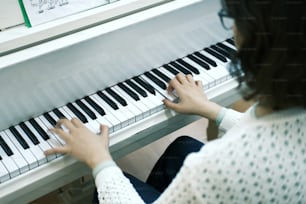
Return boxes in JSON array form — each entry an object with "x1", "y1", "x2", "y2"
[{"x1": 95, "y1": 104, "x2": 306, "y2": 203}]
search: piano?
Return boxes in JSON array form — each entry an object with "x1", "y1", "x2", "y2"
[{"x1": 0, "y1": 0, "x2": 241, "y2": 203}]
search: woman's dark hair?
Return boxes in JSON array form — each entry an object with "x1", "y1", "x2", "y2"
[{"x1": 224, "y1": 0, "x2": 306, "y2": 109}]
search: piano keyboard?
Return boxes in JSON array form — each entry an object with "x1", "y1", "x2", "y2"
[{"x1": 0, "y1": 38, "x2": 237, "y2": 184}]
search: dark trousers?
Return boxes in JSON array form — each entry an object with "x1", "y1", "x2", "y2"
[{"x1": 93, "y1": 136, "x2": 204, "y2": 203}]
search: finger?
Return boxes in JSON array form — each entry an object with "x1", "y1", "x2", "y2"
[
  {"x1": 186, "y1": 74, "x2": 194, "y2": 83},
  {"x1": 56, "y1": 118, "x2": 75, "y2": 130},
  {"x1": 99, "y1": 125, "x2": 110, "y2": 146},
  {"x1": 71, "y1": 118, "x2": 85, "y2": 128},
  {"x1": 163, "y1": 99, "x2": 181, "y2": 112},
  {"x1": 50, "y1": 128, "x2": 70, "y2": 141},
  {"x1": 195, "y1": 80, "x2": 203, "y2": 89},
  {"x1": 44, "y1": 146, "x2": 70, "y2": 155},
  {"x1": 167, "y1": 84, "x2": 175, "y2": 94},
  {"x1": 175, "y1": 73, "x2": 187, "y2": 84},
  {"x1": 167, "y1": 78, "x2": 180, "y2": 94},
  {"x1": 99, "y1": 124, "x2": 109, "y2": 137}
]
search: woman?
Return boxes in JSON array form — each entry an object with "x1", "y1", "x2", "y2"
[{"x1": 45, "y1": 0, "x2": 306, "y2": 203}]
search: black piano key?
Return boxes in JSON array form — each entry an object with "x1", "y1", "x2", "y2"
[
  {"x1": 132, "y1": 76, "x2": 155, "y2": 95},
  {"x1": 210, "y1": 45, "x2": 231, "y2": 59},
  {"x1": 216, "y1": 42, "x2": 236, "y2": 55},
  {"x1": 84, "y1": 96, "x2": 106, "y2": 116},
  {"x1": 97, "y1": 91, "x2": 119, "y2": 110},
  {"x1": 53, "y1": 108, "x2": 66, "y2": 119},
  {"x1": 67, "y1": 103, "x2": 88, "y2": 123},
  {"x1": 0, "y1": 136, "x2": 14, "y2": 156},
  {"x1": 169, "y1": 61, "x2": 193, "y2": 76},
  {"x1": 125, "y1": 80, "x2": 148, "y2": 98},
  {"x1": 204, "y1": 47, "x2": 227, "y2": 63},
  {"x1": 144, "y1": 72, "x2": 167, "y2": 90},
  {"x1": 193, "y1": 52, "x2": 217, "y2": 67},
  {"x1": 176, "y1": 59, "x2": 200, "y2": 75},
  {"x1": 163, "y1": 64, "x2": 180, "y2": 75},
  {"x1": 29, "y1": 118, "x2": 50, "y2": 140},
  {"x1": 19, "y1": 122, "x2": 40, "y2": 145},
  {"x1": 226, "y1": 38, "x2": 235, "y2": 46},
  {"x1": 75, "y1": 99, "x2": 97, "y2": 120},
  {"x1": 43, "y1": 112, "x2": 57, "y2": 126},
  {"x1": 105, "y1": 88, "x2": 127, "y2": 107},
  {"x1": 118, "y1": 83, "x2": 140, "y2": 101},
  {"x1": 9, "y1": 126, "x2": 29, "y2": 149},
  {"x1": 152, "y1": 69, "x2": 171, "y2": 83},
  {"x1": 187, "y1": 54, "x2": 211, "y2": 70}
]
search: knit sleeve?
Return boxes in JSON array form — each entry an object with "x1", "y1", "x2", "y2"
[{"x1": 95, "y1": 165, "x2": 144, "y2": 204}]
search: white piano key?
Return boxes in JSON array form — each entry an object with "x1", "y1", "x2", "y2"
[
  {"x1": 199, "y1": 50, "x2": 230, "y2": 82},
  {"x1": 70, "y1": 102, "x2": 101, "y2": 133},
  {"x1": 64, "y1": 103, "x2": 88, "y2": 122},
  {"x1": 1, "y1": 131, "x2": 29, "y2": 174},
  {"x1": 106, "y1": 87, "x2": 141, "y2": 123},
  {"x1": 0, "y1": 161, "x2": 10, "y2": 183},
  {"x1": 36, "y1": 116, "x2": 64, "y2": 148},
  {"x1": 50, "y1": 110, "x2": 73, "y2": 133},
  {"x1": 158, "y1": 66, "x2": 175, "y2": 79},
  {"x1": 102, "y1": 90, "x2": 135, "y2": 126},
  {"x1": 58, "y1": 107, "x2": 73, "y2": 120},
  {"x1": 168, "y1": 61, "x2": 215, "y2": 90},
  {"x1": 131, "y1": 79, "x2": 165, "y2": 109},
  {"x1": 183, "y1": 56, "x2": 221, "y2": 85},
  {"x1": 38, "y1": 115, "x2": 65, "y2": 145},
  {"x1": 88, "y1": 95, "x2": 121, "y2": 132},
  {"x1": 130, "y1": 78, "x2": 165, "y2": 113},
  {"x1": 0, "y1": 145, "x2": 19, "y2": 178},
  {"x1": 14, "y1": 125, "x2": 47, "y2": 165},
  {"x1": 140, "y1": 74, "x2": 176, "y2": 101},
  {"x1": 124, "y1": 81, "x2": 158, "y2": 116},
  {"x1": 48, "y1": 112, "x2": 60, "y2": 124},
  {"x1": 159, "y1": 65, "x2": 208, "y2": 90},
  {"x1": 91, "y1": 94, "x2": 127, "y2": 128},
  {"x1": 113, "y1": 85, "x2": 146, "y2": 121},
  {"x1": 80, "y1": 99, "x2": 114, "y2": 133},
  {"x1": 24, "y1": 121, "x2": 57, "y2": 162},
  {"x1": 222, "y1": 40, "x2": 237, "y2": 51},
  {"x1": 61, "y1": 106, "x2": 96, "y2": 133},
  {"x1": 49, "y1": 112, "x2": 73, "y2": 136},
  {"x1": 4, "y1": 130, "x2": 38, "y2": 170}
]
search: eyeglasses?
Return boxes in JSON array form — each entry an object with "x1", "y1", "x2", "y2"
[{"x1": 218, "y1": 9, "x2": 234, "y2": 30}]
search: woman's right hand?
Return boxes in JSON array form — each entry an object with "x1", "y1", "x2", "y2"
[{"x1": 163, "y1": 73, "x2": 222, "y2": 121}]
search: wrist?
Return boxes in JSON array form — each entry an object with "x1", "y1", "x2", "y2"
[
  {"x1": 88, "y1": 153, "x2": 113, "y2": 169},
  {"x1": 92, "y1": 160, "x2": 116, "y2": 179},
  {"x1": 200, "y1": 101, "x2": 222, "y2": 121}
]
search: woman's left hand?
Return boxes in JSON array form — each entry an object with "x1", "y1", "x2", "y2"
[{"x1": 44, "y1": 118, "x2": 112, "y2": 169}]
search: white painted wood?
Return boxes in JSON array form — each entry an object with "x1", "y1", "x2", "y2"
[
  {"x1": 0, "y1": 0, "x2": 24, "y2": 30},
  {"x1": 0, "y1": 0, "x2": 174, "y2": 54}
]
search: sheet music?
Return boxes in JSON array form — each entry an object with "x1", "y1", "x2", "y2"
[{"x1": 21, "y1": 0, "x2": 116, "y2": 26}]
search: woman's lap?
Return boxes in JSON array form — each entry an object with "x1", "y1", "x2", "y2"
[{"x1": 92, "y1": 136, "x2": 204, "y2": 203}]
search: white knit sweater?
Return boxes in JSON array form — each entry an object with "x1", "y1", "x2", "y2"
[{"x1": 95, "y1": 104, "x2": 306, "y2": 203}]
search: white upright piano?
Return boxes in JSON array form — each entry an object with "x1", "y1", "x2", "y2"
[{"x1": 0, "y1": 0, "x2": 241, "y2": 203}]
